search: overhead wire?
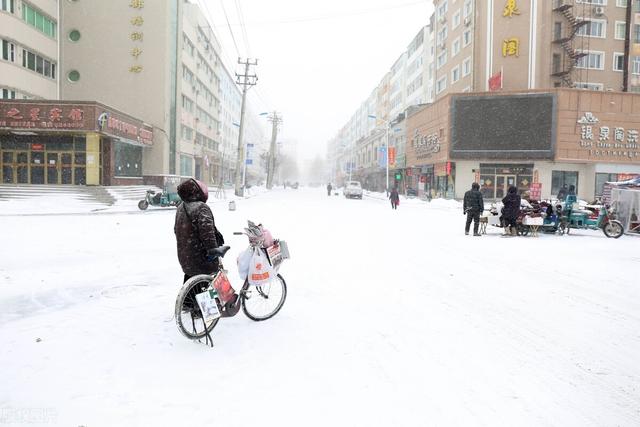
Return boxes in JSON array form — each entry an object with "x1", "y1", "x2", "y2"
[
  {"x1": 234, "y1": 0, "x2": 252, "y2": 57},
  {"x1": 218, "y1": 0, "x2": 242, "y2": 59}
]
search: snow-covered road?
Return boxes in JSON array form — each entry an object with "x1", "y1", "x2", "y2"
[{"x1": 1, "y1": 188, "x2": 639, "y2": 426}]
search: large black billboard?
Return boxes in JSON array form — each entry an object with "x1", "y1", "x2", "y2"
[{"x1": 450, "y1": 93, "x2": 556, "y2": 159}]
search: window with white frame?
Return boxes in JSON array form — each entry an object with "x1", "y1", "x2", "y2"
[
  {"x1": 576, "y1": 19, "x2": 606, "y2": 37},
  {"x1": 452, "y1": 37, "x2": 461, "y2": 57},
  {"x1": 1, "y1": 0, "x2": 15, "y2": 13},
  {"x1": 463, "y1": 56, "x2": 472, "y2": 76},
  {"x1": 615, "y1": 21, "x2": 626, "y2": 40},
  {"x1": 613, "y1": 52, "x2": 624, "y2": 71},
  {"x1": 453, "y1": 9, "x2": 461, "y2": 29},
  {"x1": 437, "y1": 49, "x2": 448, "y2": 69},
  {"x1": 463, "y1": 28, "x2": 472, "y2": 47},
  {"x1": 437, "y1": 25, "x2": 448, "y2": 44},
  {"x1": 451, "y1": 65, "x2": 460, "y2": 83},
  {"x1": 436, "y1": 76, "x2": 447, "y2": 94},
  {"x1": 438, "y1": 0, "x2": 448, "y2": 18},
  {"x1": 576, "y1": 51, "x2": 604, "y2": 69},
  {"x1": 1, "y1": 39, "x2": 15, "y2": 62},
  {"x1": 616, "y1": 0, "x2": 626, "y2": 5},
  {"x1": 574, "y1": 82, "x2": 604, "y2": 91},
  {"x1": 576, "y1": 0, "x2": 606, "y2": 4},
  {"x1": 464, "y1": 0, "x2": 472, "y2": 17},
  {"x1": 633, "y1": 56, "x2": 640, "y2": 74}
]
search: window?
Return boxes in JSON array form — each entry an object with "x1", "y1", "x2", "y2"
[
  {"x1": 633, "y1": 56, "x2": 640, "y2": 74},
  {"x1": 180, "y1": 155, "x2": 193, "y2": 177},
  {"x1": 576, "y1": 0, "x2": 606, "y2": 4},
  {"x1": 551, "y1": 171, "x2": 578, "y2": 198},
  {"x1": 67, "y1": 70, "x2": 80, "y2": 82},
  {"x1": 463, "y1": 29, "x2": 472, "y2": 47},
  {"x1": 181, "y1": 125, "x2": 193, "y2": 141},
  {"x1": 182, "y1": 95, "x2": 194, "y2": 113},
  {"x1": 553, "y1": 53, "x2": 562, "y2": 73},
  {"x1": 451, "y1": 65, "x2": 460, "y2": 83},
  {"x1": 1, "y1": 0, "x2": 14, "y2": 13},
  {"x1": 437, "y1": 49, "x2": 447, "y2": 69},
  {"x1": 183, "y1": 34, "x2": 195, "y2": 57},
  {"x1": 576, "y1": 19, "x2": 606, "y2": 38},
  {"x1": 21, "y1": 48, "x2": 56, "y2": 79},
  {"x1": 0, "y1": 88, "x2": 17, "y2": 99},
  {"x1": 437, "y1": 25, "x2": 448, "y2": 44},
  {"x1": 436, "y1": 76, "x2": 447, "y2": 94},
  {"x1": 576, "y1": 51, "x2": 604, "y2": 69},
  {"x1": 464, "y1": 0, "x2": 472, "y2": 17},
  {"x1": 613, "y1": 52, "x2": 624, "y2": 71},
  {"x1": 22, "y1": 3, "x2": 56, "y2": 38},
  {"x1": 1, "y1": 39, "x2": 15, "y2": 62},
  {"x1": 574, "y1": 82, "x2": 604, "y2": 90},
  {"x1": 114, "y1": 142, "x2": 142, "y2": 177},
  {"x1": 554, "y1": 22, "x2": 563, "y2": 41},
  {"x1": 68, "y1": 30, "x2": 81, "y2": 42},
  {"x1": 615, "y1": 21, "x2": 626, "y2": 40},
  {"x1": 616, "y1": 0, "x2": 627, "y2": 5},
  {"x1": 437, "y1": 0, "x2": 448, "y2": 18},
  {"x1": 453, "y1": 10, "x2": 461, "y2": 29},
  {"x1": 463, "y1": 56, "x2": 472, "y2": 76},
  {"x1": 635, "y1": 24, "x2": 640, "y2": 43},
  {"x1": 595, "y1": 173, "x2": 618, "y2": 197},
  {"x1": 452, "y1": 37, "x2": 461, "y2": 57}
]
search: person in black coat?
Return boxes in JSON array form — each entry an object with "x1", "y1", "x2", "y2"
[
  {"x1": 174, "y1": 178, "x2": 221, "y2": 283},
  {"x1": 327, "y1": 183, "x2": 332, "y2": 196},
  {"x1": 463, "y1": 182, "x2": 484, "y2": 236},
  {"x1": 502, "y1": 185, "x2": 521, "y2": 236},
  {"x1": 389, "y1": 187, "x2": 400, "y2": 210}
]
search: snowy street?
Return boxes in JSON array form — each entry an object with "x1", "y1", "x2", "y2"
[{"x1": 1, "y1": 188, "x2": 639, "y2": 426}]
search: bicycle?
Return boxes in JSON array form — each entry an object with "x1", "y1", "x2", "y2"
[{"x1": 174, "y1": 222, "x2": 289, "y2": 346}]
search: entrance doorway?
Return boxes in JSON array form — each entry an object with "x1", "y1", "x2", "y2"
[
  {"x1": 495, "y1": 175, "x2": 516, "y2": 199},
  {"x1": 1, "y1": 149, "x2": 85, "y2": 184}
]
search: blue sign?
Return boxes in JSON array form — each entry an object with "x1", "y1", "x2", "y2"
[
  {"x1": 378, "y1": 147, "x2": 387, "y2": 168},
  {"x1": 247, "y1": 143, "x2": 254, "y2": 148},
  {"x1": 245, "y1": 159, "x2": 253, "y2": 165}
]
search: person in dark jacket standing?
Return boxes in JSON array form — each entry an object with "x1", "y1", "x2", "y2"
[
  {"x1": 327, "y1": 182, "x2": 332, "y2": 196},
  {"x1": 502, "y1": 185, "x2": 521, "y2": 236},
  {"x1": 463, "y1": 182, "x2": 484, "y2": 236},
  {"x1": 174, "y1": 178, "x2": 221, "y2": 283},
  {"x1": 389, "y1": 187, "x2": 400, "y2": 210}
]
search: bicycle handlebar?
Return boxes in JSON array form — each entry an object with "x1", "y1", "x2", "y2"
[{"x1": 233, "y1": 232, "x2": 244, "y2": 235}]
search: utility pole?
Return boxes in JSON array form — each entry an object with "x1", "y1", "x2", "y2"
[
  {"x1": 623, "y1": 0, "x2": 632, "y2": 92},
  {"x1": 234, "y1": 58, "x2": 258, "y2": 196},
  {"x1": 266, "y1": 112, "x2": 283, "y2": 189}
]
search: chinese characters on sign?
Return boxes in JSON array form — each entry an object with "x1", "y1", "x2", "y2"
[
  {"x1": 411, "y1": 129, "x2": 442, "y2": 160},
  {"x1": 129, "y1": 0, "x2": 144, "y2": 73},
  {"x1": 503, "y1": 0, "x2": 520, "y2": 17},
  {"x1": 577, "y1": 112, "x2": 640, "y2": 159},
  {"x1": 0, "y1": 105, "x2": 86, "y2": 129},
  {"x1": 502, "y1": 38, "x2": 519, "y2": 57}
]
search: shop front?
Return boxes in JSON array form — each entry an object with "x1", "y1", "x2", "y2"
[{"x1": 0, "y1": 101, "x2": 153, "y2": 185}]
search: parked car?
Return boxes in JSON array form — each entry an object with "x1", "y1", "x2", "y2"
[{"x1": 344, "y1": 181, "x2": 363, "y2": 199}]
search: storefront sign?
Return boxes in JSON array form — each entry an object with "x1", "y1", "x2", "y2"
[
  {"x1": 388, "y1": 147, "x2": 396, "y2": 166},
  {"x1": 129, "y1": 0, "x2": 145, "y2": 73},
  {"x1": 577, "y1": 112, "x2": 640, "y2": 160},
  {"x1": 411, "y1": 129, "x2": 441, "y2": 160},
  {"x1": 31, "y1": 143, "x2": 44, "y2": 151}
]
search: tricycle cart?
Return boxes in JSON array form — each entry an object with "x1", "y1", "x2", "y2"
[{"x1": 138, "y1": 175, "x2": 188, "y2": 210}]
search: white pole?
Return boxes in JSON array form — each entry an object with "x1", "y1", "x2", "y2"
[
  {"x1": 242, "y1": 143, "x2": 247, "y2": 189},
  {"x1": 386, "y1": 124, "x2": 390, "y2": 194}
]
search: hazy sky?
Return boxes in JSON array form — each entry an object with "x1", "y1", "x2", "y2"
[{"x1": 199, "y1": 0, "x2": 434, "y2": 160}]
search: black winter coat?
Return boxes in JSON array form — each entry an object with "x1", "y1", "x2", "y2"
[
  {"x1": 501, "y1": 193, "x2": 521, "y2": 220},
  {"x1": 174, "y1": 179, "x2": 220, "y2": 276},
  {"x1": 389, "y1": 189, "x2": 400, "y2": 203},
  {"x1": 463, "y1": 189, "x2": 484, "y2": 214}
]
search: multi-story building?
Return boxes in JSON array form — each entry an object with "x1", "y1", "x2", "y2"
[
  {"x1": 218, "y1": 62, "x2": 241, "y2": 184},
  {"x1": 432, "y1": 0, "x2": 634, "y2": 98},
  {"x1": 1, "y1": 0, "x2": 59, "y2": 100}
]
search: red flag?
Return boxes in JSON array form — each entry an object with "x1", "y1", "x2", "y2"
[{"x1": 488, "y1": 71, "x2": 502, "y2": 91}]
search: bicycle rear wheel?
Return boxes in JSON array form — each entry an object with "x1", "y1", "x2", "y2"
[
  {"x1": 175, "y1": 274, "x2": 220, "y2": 340},
  {"x1": 242, "y1": 274, "x2": 287, "y2": 321}
]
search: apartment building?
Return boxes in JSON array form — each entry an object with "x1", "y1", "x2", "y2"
[
  {"x1": 218, "y1": 62, "x2": 241, "y2": 184},
  {"x1": 432, "y1": 0, "x2": 634, "y2": 98},
  {"x1": 0, "y1": 0, "x2": 59, "y2": 100}
]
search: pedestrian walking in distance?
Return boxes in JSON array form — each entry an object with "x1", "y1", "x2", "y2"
[
  {"x1": 327, "y1": 182, "x2": 332, "y2": 196},
  {"x1": 389, "y1": 187, "x2": 400, "y2": 210},
  {"x1": 463, "y1": 182, "x2": 484, "y2": 236}
]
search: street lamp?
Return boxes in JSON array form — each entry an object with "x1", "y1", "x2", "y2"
[{"x1": 368, "y1": 114, "x2": 390, "y2": 194}]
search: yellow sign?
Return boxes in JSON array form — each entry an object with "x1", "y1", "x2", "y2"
[
  {"x1": 503, "y1": 0, "x2": 520, "y2": 18},
  {"x1": 130, "y1": 16, "x2": 144, "y2": 26},
  {"x1": 129, "y1": 65, "x2": 143, "y2": 73},
  {"x1": 131, "y1": 48, "x2": 142, "y2": 59},
  {"x1": 130, "y1": 32, "x2": 143, "y2": 42},
  {"x1": 502, "y1": 38, "x2": 519, "y2": 57},
  {"x1": 130, "y1": 0, "x2": 144, "y2": 9}
]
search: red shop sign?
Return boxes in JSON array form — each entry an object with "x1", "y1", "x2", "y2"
[
  {"x1": 420, "y1": 175, "x2": 427, "y2": 183},
  {"x1": 31, "y1": 143, "x2": 44, "y2": 151}
]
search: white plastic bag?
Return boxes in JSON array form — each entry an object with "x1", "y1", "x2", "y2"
[
  {"x1": 236, "y1": 247, "x2": 253, "y2": 281},
  {"x1": 248, "y1": 247, "x2": 274, "y2": 286}
]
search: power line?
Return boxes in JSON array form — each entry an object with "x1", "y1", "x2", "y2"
[
  {"x1": 219, "y1": 0, "x2": 242, "y2": 58},
  {"x1": 234, "y1": 0, "x2": 251, "y2": 57}
]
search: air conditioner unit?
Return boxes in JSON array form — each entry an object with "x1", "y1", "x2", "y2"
[
  {"x1": 593, "y1": 6, "x2": 605, "y2": 16},
  {"x1": 464, "y1": 17, "x2": 471, "y2": 26}
]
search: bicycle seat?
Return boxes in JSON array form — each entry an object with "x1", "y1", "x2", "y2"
[{"x1": 209, "y1": 245, "x2": 230, "y2": 259}]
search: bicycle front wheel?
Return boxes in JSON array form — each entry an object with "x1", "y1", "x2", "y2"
[
  {"x1": 242, "y1": 274, "x2": 287, "y2": 321},
  {"x1": 175, "y1": 274, "x2": 220, "y2": 340}
]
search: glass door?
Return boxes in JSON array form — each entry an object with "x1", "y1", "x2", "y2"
[
  {"x1": 30, "y1": 151, "x2": 45, "y2": 184},
  {"x1": 2, "y1": 151, "x2": 14, "y2": 183},
  {"x1": 17, "y1": 151, "x2": 29, "y2": 184},
  {"x1": 46, "y1": 152, "x2": 60, "y2": 184},
  {"x1": 61, "y1": 153, "x2": 73, "y2": 184},
  {"x1": 495, "y1": 175, "x2": 516, "y2": 199}
]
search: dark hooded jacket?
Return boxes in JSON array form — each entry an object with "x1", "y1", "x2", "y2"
[
  {"x1": 502, "y1": 186, "x2": 521, "y2": 220},
  {"x1": 463, "y1": 184, "x2": 484, "y2": 214},
  {"x1": 389, "y1": 188, "x2": 400, "y2": 203},
  {"x1": 174, "y1": 179, "x2": 220, "y2": 276}
]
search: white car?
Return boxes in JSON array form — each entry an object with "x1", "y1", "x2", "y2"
[{"x1": 344, "y1": 181, "x2": 363, "y2": 199}]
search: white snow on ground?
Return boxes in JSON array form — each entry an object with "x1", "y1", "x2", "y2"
[{"x1": 1, "y1": 188, "x2": 639, "y2": 426}]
